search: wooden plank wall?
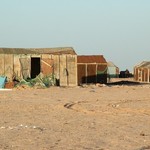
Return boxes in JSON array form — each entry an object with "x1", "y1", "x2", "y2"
[
  {"x1": 14, "y1": 55, "x2": 21, "y2": 79},
  {"x1": 52, "y1": 55, "x2": 77, "y2": 86},
  {"x1": 1, "y1": 54, "x2": 32, "y2": 81},
  {"x1": 67, "y1": 55, "x2": 77, "y2": 86},
  {"x1": 135, "y1": 68, "x2": 150, "y2": 83},
  {"x1": 0, "y1": 54, "x2": 5, "y2": 75},
  {"x1": 59, "y1": 55, "x2": 68, "y2": 86},
  {"x1": 41, "y1": 54, "x2": 54, "y2": 76},
  {"x1": 0, "y1": 54, "x2": 77, "y2": 86},
  {"x1": 4, "y1": 54, "x2": 14, "y2": 80},
  {"x1": 51, "y1": 55, "x2": 60, "y2": 82}
]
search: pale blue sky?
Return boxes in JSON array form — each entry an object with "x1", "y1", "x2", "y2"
[{"x1": 0, "y1": 0, "x2": 150, "y2": 72}]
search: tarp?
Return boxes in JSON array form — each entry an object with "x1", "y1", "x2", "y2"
[{"x1": 0, "y1": 76, "x2": 6, "y2": 88}]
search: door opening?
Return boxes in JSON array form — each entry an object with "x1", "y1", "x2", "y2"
[{"x1": 31, "y1": 57, "x2": 41, "y2": 78}]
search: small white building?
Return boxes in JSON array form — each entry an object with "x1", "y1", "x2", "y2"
[{"x1": 107, "y1": 61, "x2": 119, "y2": 78}]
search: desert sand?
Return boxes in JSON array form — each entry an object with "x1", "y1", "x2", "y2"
[{"x1": 0, "y1": 81, "x2": 150, "y2": 150}]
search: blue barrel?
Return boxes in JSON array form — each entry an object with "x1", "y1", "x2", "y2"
[{"x1": 0, "y1": 76, "x2": 6, "y2": 88}]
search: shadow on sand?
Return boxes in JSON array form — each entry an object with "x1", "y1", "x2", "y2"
[{"x1": 106, "y1": 80, "x2": 147, "y2": 86}]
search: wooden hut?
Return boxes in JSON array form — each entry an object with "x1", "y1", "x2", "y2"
[
  {"x1": 0, "y1": 47, "x2": 77, "y2": 86},
  {"x1": 134, "y1": 61, "x2": 150, "y2": 83},
  {"x1": 77, "y1": 55, "x2": 107, "y2": 85}
]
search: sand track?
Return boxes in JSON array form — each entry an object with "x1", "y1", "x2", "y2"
[{"x1": 0, "y1": 85, "x2": 150, "y2": 150}]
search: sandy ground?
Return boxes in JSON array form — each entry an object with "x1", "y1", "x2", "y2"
[{"x1": 0, "y1": 82, "x2": 150, "y2": 150}]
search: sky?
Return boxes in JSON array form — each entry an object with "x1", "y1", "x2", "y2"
[{"x1": 0, "y1": 0, "x2": 150, "y2": 72}]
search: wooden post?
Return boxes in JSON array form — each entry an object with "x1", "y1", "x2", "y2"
[
  {"x1": 141, "y1": 69, "x2": 143, "y2": 82},
  {"x1": 66, "y1": 55, "x2": 69, "y2": 86},
  {"x1": 144, "y1": 69, "x2": 145, "y2": 83},
  {"x1": 86, "y1": 64, "x2": 87, "y2": 84},
  {"x1": 96, "y1": 63, "x2": 97, "y2": 83},
  {"x1": 138, "y1": 69, "x2": 140, "y2": 81},
  {"x1": 148, "y1": 68, "x2": 150, "y2": 83},
  {"x1": 134, "y1": 67, "x2": 136, "y2": 81}
]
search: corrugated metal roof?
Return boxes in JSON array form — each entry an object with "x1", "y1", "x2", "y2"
[
  {"x1": 33, "y1": 47, "x2": 76, "y2": 55},
  {"x1": 77, "y1": 55, "x2": 107, "y2": 63},
  {"x1": 0, "y1": 48, "x2": 37, "y2": 54},
  {"x1": 0, "y1": 47, "x2": 76, "y2": 55},
  {"x1": 135, "y1": 61, "x2": 150, "y2": 68}
]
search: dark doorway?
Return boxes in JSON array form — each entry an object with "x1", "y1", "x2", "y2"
[{"x1": 31, "y1": 57, "x2": 41, "y2": 78}]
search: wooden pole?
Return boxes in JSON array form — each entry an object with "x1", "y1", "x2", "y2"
[
  {"x1": 86, "y1": 64, "x2": 87, "y2": 84},
  {"x1": 96, "y1": 64, "x2": 97, "y2": 83},
  {"x1": 148, "y1": 68, "x2": 150, "y2": 83}
]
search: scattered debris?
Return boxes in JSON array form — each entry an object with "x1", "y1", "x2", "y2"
[
  {"x1": 138, "y1": 145, "x2": 150, "y2": 150},
  {"x1": 111, "y1": 104, "x2": 119, "y2": 108},
  {"x1": 89, "y1": 89, "x2": 96, "y2": 92},
  {"x1": 0, "y1": 89, "x2": 12, "y2": 91},
  {"x1": 0, "y1": 76, "x2": 7, "y2": 88},
  {"x1": 140, "y1": 132, "x2": 148, "y2": 137},
  {"x1": 0, "y1": 124, "x2": 46, "y2": 132},
  {"x1": 96, "y1": 83, "x2": 107, "y2": 87},
  {"x1": 64, "y1": 102, "x2": 75, "y2": 109},
  {"x1": 15, "y1": 73, "x2": 56, "y2": 89},
  {"x1": 4, "y1": 81, "x2": 14, "y2": 89},
  {"x1": 64, "y1": 101, "x2": 87, "y2": 109}
]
